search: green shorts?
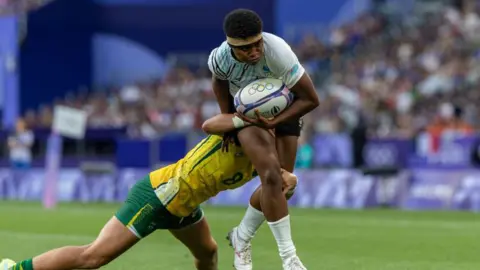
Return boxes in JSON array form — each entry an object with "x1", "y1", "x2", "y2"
[{"x1": 115, "y1": 176, "x2": 204, "y2": 238}]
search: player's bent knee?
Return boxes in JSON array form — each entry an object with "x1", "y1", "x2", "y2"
[
  {"x1": 261, "y1": 167, "x2": 283, "y2": 190},
  {"x1": 199, "y1": 239, "x2": 218, "y2": 261},
  {"x1": 256, "y1": 154, "x2": 282, "y2": 187},
  {"x1": 194, "y1": 238, "x2": 218, "y2": 269}
]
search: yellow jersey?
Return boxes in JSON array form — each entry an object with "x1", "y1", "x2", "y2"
[{"x1": 149, "y1": 135, "x2": 256, "y2": 217}]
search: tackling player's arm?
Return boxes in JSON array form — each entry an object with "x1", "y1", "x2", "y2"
[
  {"x1": 212, "y1": 77, "x2": 231, "y2": 114},
  {"x1": 202, "y1": 114, "x2": 250, "y2": 135},
  {"x1": 202, "y1": 114, "x2": 276, "y2": 138}
]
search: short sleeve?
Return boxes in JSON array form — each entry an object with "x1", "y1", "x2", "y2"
[
  {"x1": 207, "y1": 48, "x2": 228, "y2": 80},
  {"x1": 266, "y1": 37, "x2": 305, "y2": 89}
]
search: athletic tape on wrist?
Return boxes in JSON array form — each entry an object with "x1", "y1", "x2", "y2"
[{"x1": 232, "y1": 116, "x2": 246, "y2": 129}]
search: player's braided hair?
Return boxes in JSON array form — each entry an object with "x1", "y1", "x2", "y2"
[{"x1": 223, "y1": 9, "x2": 263, "y2": 39}]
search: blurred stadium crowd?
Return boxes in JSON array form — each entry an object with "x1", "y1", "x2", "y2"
[{"x1": 19, "y1": 0, "x2": 480, "y2": 141}]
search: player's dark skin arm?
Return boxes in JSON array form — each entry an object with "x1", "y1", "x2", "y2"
[
  {"x1": 275, "y1": 73, "x2": 319, "y2": 124},
  {"x1": 212, "y1": 76, "x2": 231, "y2": 114},
  {"x1": 238, "y1": 73, "x2": 319, "y2": 129}
]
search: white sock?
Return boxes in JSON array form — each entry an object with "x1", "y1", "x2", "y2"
[
  {"x1": 268, "y1": 215, "x2": 296, "y2": 260},
  {"x1": 236, "y1": 204, "x2": 266, "y2": 245}
]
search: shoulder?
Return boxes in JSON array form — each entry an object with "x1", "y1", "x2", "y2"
[
  {"x1": 208, "y1": 41, "x2": 233, "y2": 79},
  {"x1": 208, "y1": 41, "x2": 230, "y2": 63},
  {"x1": 262, "y1": 32, "x2": 305, "y2": 88},
  {"x1": 262, "y1": 32, "x2": 299, "y2": 71},
  {"x1": 263, "y1": 32, "x2": 297, "y2": 60}
]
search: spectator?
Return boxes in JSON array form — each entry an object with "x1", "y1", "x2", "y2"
[{"x1": 8, "y1": 118, "x2": 34, "y2": 170}]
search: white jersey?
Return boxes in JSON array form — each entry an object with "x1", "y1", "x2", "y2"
[{"x1": 207, "y1": 32, "x2": 305, "y2": 96}]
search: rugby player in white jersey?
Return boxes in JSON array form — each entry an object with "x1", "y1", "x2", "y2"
[{"x1": 207, "y1": 9, "x2": 319, "y2": 270}]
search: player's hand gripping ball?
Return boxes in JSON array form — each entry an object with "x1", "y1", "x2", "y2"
[{"x1": 234, "y1": 78, "x2": 293, "y2": 120}]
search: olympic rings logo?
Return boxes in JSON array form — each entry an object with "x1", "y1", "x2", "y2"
[{"x1": 248, "y1": 82, "x2": 274, "y2": 95}]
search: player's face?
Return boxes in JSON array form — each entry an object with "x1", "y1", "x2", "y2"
[{"x1": 231, "y1": 39, "x2": 264, "y2": 65}]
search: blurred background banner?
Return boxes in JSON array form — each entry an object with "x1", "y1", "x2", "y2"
[
  {"x1": 2, "y1": 0, "x2": 480, "y2": 212},
  {"x1": 2, "y1": 168, "x2": 480, "y2": 211},
  {"x1": 94, "y1": 0, "x2": 214, "y2": 5}
]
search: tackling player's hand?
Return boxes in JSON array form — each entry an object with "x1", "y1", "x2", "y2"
[
  {"x1": 281, "y1": 169, "x2": 297, "y2": 199},
  {"x1": 221, "y1": 131, "x2": 236, "y2": 152},
  {"x1": 235, "y1": 110, "x2": 278, "y2": 130}
]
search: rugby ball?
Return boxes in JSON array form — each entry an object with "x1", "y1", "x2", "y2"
[{"x1": 234, "y1": 78, "x2": 293, "y2": 119}]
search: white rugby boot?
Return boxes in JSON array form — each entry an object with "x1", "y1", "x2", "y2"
[
  {"x1": 0, "y1": 259, "x2": 16, "y2": 270},
  {"x1": 227, "y1": 227, "x2": 253, "y2": 270},
  {"x1": 283, "y1": 256, "x2": 307, "y2": 270}
]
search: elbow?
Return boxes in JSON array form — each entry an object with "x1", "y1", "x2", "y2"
[
  {"x1": 311, "y1": 92, "x2": 320, "y2": 108},
  {"x1": 311, "y1": 98, "x2": 320, "y2": 109},
  {"x1": 306, "y1": 95, "x2": 320, "y2": 111},
  {"x1": 201, "y1": 120, "x2": 213, "y2": 134},
  {"x1": 202, "y1": 119, "x2": 221, "y2": 135}
]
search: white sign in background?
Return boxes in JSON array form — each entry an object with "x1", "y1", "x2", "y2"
[{"x1": 52, "y1": 105, "x2": 87, "y2": 139}]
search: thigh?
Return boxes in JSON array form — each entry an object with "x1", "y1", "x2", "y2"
[
  {"x1": 275, "y1": 136, "x2": 299, "y2": 173},
  {"x1": 169, "y1": 216, "x2": 217, "y2": 259},
  {"x1": 87, "y1": 216, "x2": 139, "y2": 260},
  {"x1": 237, "y1": 126, "x2": 280, "y2": 171},
  {"x1": 115, "y1": 176, "x2": 164, "y2": 238}
]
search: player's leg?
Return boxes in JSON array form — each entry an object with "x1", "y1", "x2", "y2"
[
  {"x1": 236, "y1": 134, "x2": 299, "y2": 241},
  {"x1": 249, "y1": 133, "x2": 299, "y2": 207},
  {"x1": 170, "y1": 215, "x2": 218, "y2": 270},
  {"x1": 237, "y1": 126, "x2": 287, "y2": 219},
  {"x1": 10, "y1": 176, "x2": 165, "y2": 270},
  {"x1": 11, "y1": 216, "x2": 139, "y2": 270},
  {"x1": 234, "y1": 127, "x2": 298, "y2": 263},
  {"x1": 229, "y1": 121, "x2": 304, "y2": 269}
]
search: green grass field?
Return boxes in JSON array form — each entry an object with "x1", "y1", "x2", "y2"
[{"x1": 0, "y1": 202, "x2": 479, "y2": 269}]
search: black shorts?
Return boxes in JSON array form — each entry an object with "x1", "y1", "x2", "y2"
[
  {"x1": 275, "y1": 118, "x2": 303, "y2": 137},
  {"x1": 115, "y1": 176, "x2": 204, "y2": 238}
]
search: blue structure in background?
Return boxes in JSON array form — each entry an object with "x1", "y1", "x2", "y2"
[
  {"x1": 20, "y1": 0, "x2": 95, "y2": 112},
  {"x1": 92, "y1": 34, "x2": 170, "y2": 87}
]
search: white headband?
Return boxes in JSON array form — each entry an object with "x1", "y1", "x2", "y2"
[{"x1": 226, "y1": 34, "x2": 262, "y2": 47}]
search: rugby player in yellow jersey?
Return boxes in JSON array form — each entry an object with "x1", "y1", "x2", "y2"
[{"x1": 3, "y1": 114, "x2": 297, "y2": 270}]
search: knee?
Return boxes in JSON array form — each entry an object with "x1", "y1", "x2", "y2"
[
  {"x1": 194, "y1": 239, "x2": 218, "y2": 267},
  {"x1": 79, "y1": 244, "x2": 114, "y2": 269},
  {"x1": 258, "y1": 157, "x2": 283, "y2": 189}
]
